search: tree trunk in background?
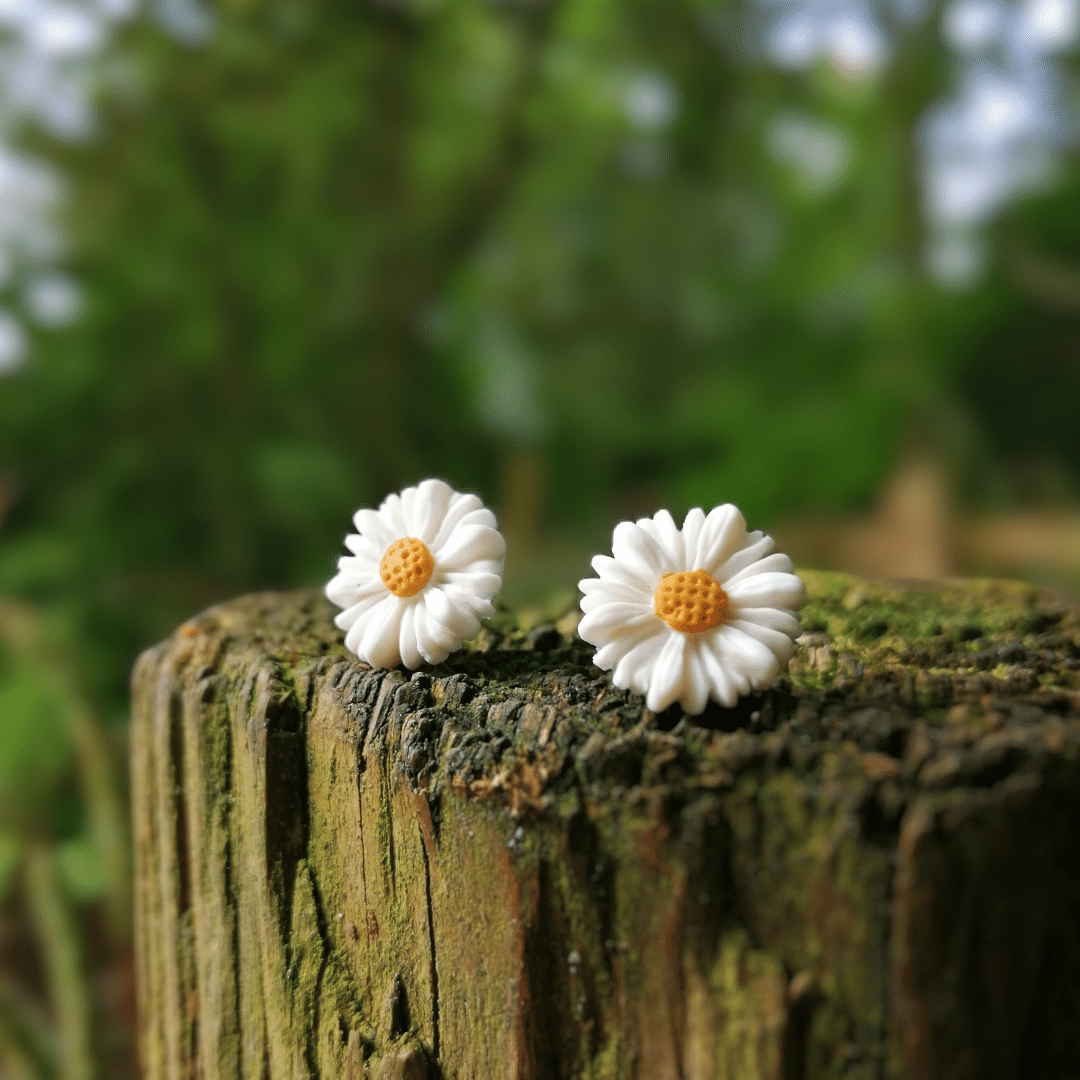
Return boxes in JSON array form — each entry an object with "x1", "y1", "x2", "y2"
[{"x1": 130, "y1": 574, "x2": 1080, "y2": 1080}]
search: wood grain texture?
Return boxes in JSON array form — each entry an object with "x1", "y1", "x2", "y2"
[{"x1": 131, "y1": 574, "x2": 1080, "y2": 1079}]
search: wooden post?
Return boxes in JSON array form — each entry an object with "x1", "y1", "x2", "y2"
[{"x1": 130, "y1": 573, "x2": 1080, "y2": 1079}]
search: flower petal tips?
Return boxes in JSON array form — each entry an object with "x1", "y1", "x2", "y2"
[
  {"x1": 326, "y1": 479, "x2": 505, "y2": 669},
  {"x1": 578, "y1": 505, "x2": 807, "y2": 715}
]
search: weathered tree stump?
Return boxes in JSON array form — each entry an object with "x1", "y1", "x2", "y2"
[{"x1": 131, "y1": 572, "x2": 1080, "y2": 1079}]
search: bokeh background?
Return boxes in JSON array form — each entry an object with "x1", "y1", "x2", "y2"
[{"x1": 1, "y1": 0, "x2": 1080, "y2": 1073}]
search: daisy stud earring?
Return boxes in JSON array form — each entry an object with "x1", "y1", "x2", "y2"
[
  {"x1": 325, "y1": 479, "x2": 506, "y2": 669},
  {"x1": 577, "y1": 505, "x2": 807, "y2": 715}
]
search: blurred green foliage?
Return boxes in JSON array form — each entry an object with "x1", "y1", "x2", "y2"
[
  {"x1": 1, "y1": 0, "x2": 949, "y2": 700},
  {"x1": 0, "y1": 0, "x2": 1078, "y2": 1071}
]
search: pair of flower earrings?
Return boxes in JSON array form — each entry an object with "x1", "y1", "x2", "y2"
[{"x1": 324, "y1": 478, "x2": 807, "y2": 716}]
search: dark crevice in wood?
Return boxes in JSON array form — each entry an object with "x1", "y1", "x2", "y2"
[
  {"x1": 418, "y1": 821, "x2": 440, "y2": 1065},
  {"x1": 263, "y1": 679, "x2": 309, "y2": 942},
  {"x1": 877, "y1": 882, "x2": 894, "y2": 1080},
  {"x1": 382, "y1": 768, "x2": 397, "y2": 898},
  {"x1": 356, "y1": 772, "x2": 370, "y2": 954},
  {"x1": 566, "y1": 810, "x2": 616, "y2": 988},
  {"x1": 223, "y1": 834, "x2": 241, "y2": 1073},
  {"x1": 221, "y1": 695, "x2": 241, "y2": 1077},
  {"x1": 167, "y1": 689, "x2": 191, "y2": 916},
  {"x1": 187, "y1": 968, "x2": 199, "y2": 1080},
  {"x1": 372, "y1": 692, "x2": 404, "y2": 901},
  {"x1": 1017, "y1": 788, "x2": 1080, "y2": 1079},
  {"x1": 426, "y1": 788, "x2": 443, "y2": 847},
  {"x1": 531, "y1": 860, "x2": 566, "y2": 1077},
  {"x1": 305, "y1": 867, "x2": 333, "y2": 1080},
  {"x1": 781, "y1": 977, "x2": 818, "y2": 1080},
  {"x1": 386, "y1": 973, "x2": 410, "y2": 1041},
  {"x1": 533, "y1": 856, "x2": 607, "y2": 1076}
]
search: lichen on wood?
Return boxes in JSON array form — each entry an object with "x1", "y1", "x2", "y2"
[{"x1": 131, "y1": 572, "x2": 1080, "y2": 1079}]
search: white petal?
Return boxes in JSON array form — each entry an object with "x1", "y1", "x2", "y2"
[
  {"x1": 703, "y1": 634, "x2": 749, "y2": 697},
  {"x1": 715, "y1": 624, "x2": 780, "y2": 691},
  {"x1": 680, "y1": 643, "x2": 711, "y2": 715},
  {"x1": 473, "y1": 599, "x2": 496, "y2": 620},
  {"x1": 411, "y1": 479, "x2": 455, "y2": 541},
  {"x1": 636, "y1": 509, "x2": 683, "y2": 570},
  {"x1": 400, "y1": 484, "x2": 420, "y2": 532},
  {"x1": 578, "y1": 577, "x2": 616, "y2": 595},
  {"x1": 729, "y1": 618, "x2": 797, "y2": 664},
  {"x1": 580, "y1": 593, "x2": 618, "y2": 615},
  {"x1": 326, "y1": 570, "x2": 384, "y2": 610},
  {"x1": 700, "y1": 641, "x2": 739, "y2": 707},
  {"x1": 377, "y1": 493, "x2": 409, "y2": 538},
  {"x1": 579, "y1": 579, "x2": 648, "y2": 611},
  {"x1": 430, "y1": 492, "x2": 485, "y2": 551},
  {"x1": 398, "y1": 603, "x2": 423, "y2": 670},
  {"x1": 414, "y1": 606, "x2": 454, "y2": 664},
  {"x1": 358, "y1": 596, "x2": 404, "y2": 669},
  {"x1": 645, "y1": 632, "x2": 687, "y2": 712},
  {"x1": 343, "y1": 533, "x2": 382, "y2": 564},
  {"x1": 334, "y1": 555, "x2": 380, "y2": 578},
  {"x1": 434, "y1": 524, "x2": 506, "y2": 570},
  {"x1": 680, "y1": 508, "x2": 706, "y2": 569},
  {"x1": 735, "y1": 606, "x2": 803, "y2": 640},
  {"x1": 725, "y1": 571, "x2": 807, "y2": 612},
  {"x1": 715, "y1": 532, "x2": 775, "y2": 583},
  {"x1": 424, "y1": 586, "x2": 481, "y2": 641},
  {"x1": 593, "y1": 621, "x2": 663, "y2": 671},
  {"x1": 590, "y1": 554, "x2": 654, "y2": 592},
  {"x1": 578, "y1": 603, "x2": 656, "y2": 646},
  {"x1": 441, "y1": 582, "x2": 495, "y2": 620},
  {"x1": 455, "y1": 557, "x2": 503, "y2": 578},
  {"x1": 352, "y1": 508, "x2": 397, "y2": 555},
  {"x1": 344, "y1": 611, "x2": 373, "y2": 655},
  {"x1": 343, "y1": 593, "x2": 395, "y2": 654},
  {"x1": 723, "y1": 551, "x2": 794, "y2": 588},
  {"x1": 333, "y1": 591, "x2": 386, "y2": 632},
  {"x1": 444, "y1": 571, "x2": 502, "y2": 601},
  {"x1": 612, "y1": 520, "x2": 667, "y2": 580},
  {"x1": 455, "y1": 507, "x2": 499, "y2": 531},
  {"x1": 693, "y1": 504, "x2": 746, "y2": 573},
  {"x1": 611, "y1": 632, "x2": 666, "y2": 694}
]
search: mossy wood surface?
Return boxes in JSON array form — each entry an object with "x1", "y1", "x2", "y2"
[{"x1": 130, "y1": 573, "x2": 1080, "y2": 1080}]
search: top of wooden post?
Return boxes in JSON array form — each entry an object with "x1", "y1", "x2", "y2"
[
  {"x1": 130, "y1": 570, "x2": 1080, "y2": 1078},
  {"x1": 145, "y1": 569, "x2": 1080, "y2": 815}
]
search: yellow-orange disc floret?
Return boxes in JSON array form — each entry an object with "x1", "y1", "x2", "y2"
[
  {"x1": 380, "y1": 537, "x2": 435, "y2": 598},
  {"x1": 653, "y1": 569, "x2": 728, "y2": 634}
]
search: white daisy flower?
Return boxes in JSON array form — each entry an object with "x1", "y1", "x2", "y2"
[
  {"x1": 578, "y1": 505, "x2": 807, "y2": 715},
  {"x1": 325, "y1": 479, "x2": 505, "y2": 669}
]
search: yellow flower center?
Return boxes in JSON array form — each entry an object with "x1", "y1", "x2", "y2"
[
  {"x1": 380, "y1": 537, "x2": 435, "y2": 598},
  {"x1": 653, "y1": 569, "x2": 728, "y2": 634}
]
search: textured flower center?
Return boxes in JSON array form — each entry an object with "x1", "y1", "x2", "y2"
[
  {"x1": 380, "y1": 537, "x2": 435, "y2": 598},
  {"x1": 653, "y1": 570, "x2": 728, "y2": 634}
]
